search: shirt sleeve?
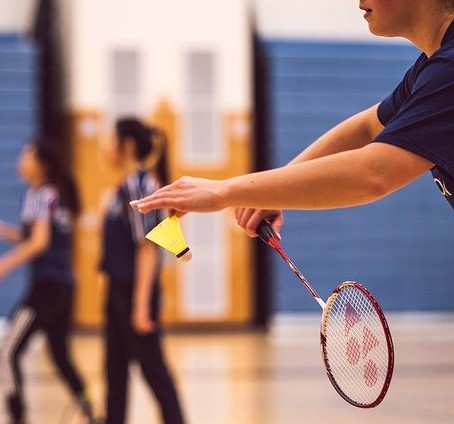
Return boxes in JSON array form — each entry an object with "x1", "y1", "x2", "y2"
[
  {"x1": 123, "y1": 174, "x2": 161, "y2": 244},
  {"x1": 20, "y1": 186, "x2": 57, "y2": 223},
  {"x1": 374, "y1": 57, "x2": 454, "y2": 176},
  {"x1": 377, "y1": 60, "x2": 418, "y2": 126}
]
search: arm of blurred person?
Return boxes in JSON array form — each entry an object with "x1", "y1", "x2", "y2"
[
  {"x1": 0, "y1": 219, "x2": 23, "y2": 244},
  {"x1": 132, "y1": 240, "x2": 158, "y2": 334},
  {"x1": 0, "y1": 219, "x2": 50, "y2": 282}
]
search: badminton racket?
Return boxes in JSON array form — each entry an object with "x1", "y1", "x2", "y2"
[{"x1": 256, "y1": 220, "x2": 394, "y2": 408}]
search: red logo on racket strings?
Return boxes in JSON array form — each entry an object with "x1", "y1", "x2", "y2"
[
  {"x1": 344, "y1": 303, "x2": 361, "y2": 337},
  {"x1": 364, "y1": 360, "x2": 379, "y2": 387},
  {"x1": 363, "y1": 327, "x2": 379, "y2": 357},
  {"x1": 344, "y1": 303, "x2": 380, "y2": 387},
  {"x1": 346, "y1": 338, "x2": 361, "y2": 365}
]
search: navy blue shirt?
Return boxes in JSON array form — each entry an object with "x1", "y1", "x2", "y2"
[
  {"x1": 375, "y1": 21, "x2": 454, "y2": 211},
  {"x1": 21, "y1": 185, "x2": 74, "y2": 285},
  {"x1": 101, "y1": 171, "x2": 162, "y2": 283}
]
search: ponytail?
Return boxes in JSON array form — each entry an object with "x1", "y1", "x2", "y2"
[
  {"x1": 148, "y1": 127, "x2": 170, "y2": 186},
  {"x1": 116, "y1": 118, "x2": 152, "y2": 161},
  {"x1": 116, "y1": 117, "x2": 170, "y2": 186}
]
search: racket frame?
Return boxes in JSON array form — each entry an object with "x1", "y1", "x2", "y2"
[
  {"x1": 321, "y1": 281, "x2": 395, "y2": 408},
  {"x1": 256, "y1": 220, "x2": 394, "y2": 408}
]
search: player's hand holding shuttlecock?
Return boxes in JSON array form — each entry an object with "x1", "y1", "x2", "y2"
[
  {"x1": 146, "y1": 215, "x2": 193, "y2": 262},
  {"x1": 130, "y1": 176, "x2": 226, "y2": 216}
]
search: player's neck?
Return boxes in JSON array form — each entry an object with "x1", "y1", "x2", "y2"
[
  {"x1": 409, "y1": 15, "x2": 454, "y2": 57},
  {"x1": 122, "y1": 158, "x2": 142, "y2": 179},
  {"x1": 28, "y1": 174, "x2": 47, "y2": 189}
]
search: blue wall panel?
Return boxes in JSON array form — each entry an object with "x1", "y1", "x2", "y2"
[
  {"x1": 262, "y1": 40, "x2": 454, "y2": 312},
  {"x1": 0, "y1": 34, "x2": 38, "y2": 316}
]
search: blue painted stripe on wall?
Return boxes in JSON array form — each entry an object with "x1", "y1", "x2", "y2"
[
  {"x1": 0, "y1": 72, "x2": 38, "y2": 90},
  {"x1": 0, "y1": 35, "x2": 37, "y2": 316},
  {"x1": 0, "y1": 89, "x2": 37, "y2": 109}
]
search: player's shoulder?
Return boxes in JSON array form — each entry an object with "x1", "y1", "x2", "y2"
[
  {"x1": 30, "y1": 184, "x2": 58, "y2": 204},
  {"x1": 139, "y1": 171, "x2": 160, "y2": 193},
  {"x1": 414, "y1": 48, "x2": 454, "y2": 89},
  {"x1": 433, "y1": 41, "x2": 454, "y2": 62},
  {"x1": 124, "y1": 170, "x2": 160, "y2": 196}
]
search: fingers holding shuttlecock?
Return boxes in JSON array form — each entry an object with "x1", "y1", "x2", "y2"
[{"x1": 146, "y1": 215, "x2": 192, "y2": 262}]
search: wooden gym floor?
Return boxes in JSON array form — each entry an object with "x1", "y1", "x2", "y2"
[{"x1": 0, "y1": 313, "x2": 453, "y2": 424}]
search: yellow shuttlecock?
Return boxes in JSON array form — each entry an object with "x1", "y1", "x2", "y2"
[{"x1": 146, "y1": 215, "x2": 192, "y2": 262}]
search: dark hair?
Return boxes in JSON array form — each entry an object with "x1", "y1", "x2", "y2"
[
  {"x1": 116, "y1": 118, "x2": 170, "y2": 186},
  {"x1": 34, "y1": 138, "x2": 81, "y2": 217},
  {"x1": 116, "y1": 118, "x2": 152, "y2": 160},
  {"x1": 149, "y1": 127, "x2": 170, "y2": 186}
]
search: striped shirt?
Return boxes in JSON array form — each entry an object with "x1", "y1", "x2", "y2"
[
  {"x1": 100, "y1": 171, "x2": 162, "y2": 283},
  {"x1": 21, "y1": 185, "x2": 74, "y2": 284}
]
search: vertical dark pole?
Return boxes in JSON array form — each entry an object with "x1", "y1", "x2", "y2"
[
  {"x1": 252, "y1": 27, "x2": 272, "y2": 329},
  {"x1": 32, "y1": 0, "x2": 69, "y2": 161}
]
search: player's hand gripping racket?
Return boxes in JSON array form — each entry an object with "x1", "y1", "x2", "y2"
[{"x1": 256, "y1": 221, "x2": 394, "y2": 408}]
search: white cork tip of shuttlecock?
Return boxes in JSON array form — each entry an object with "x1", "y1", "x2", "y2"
[{"x1": 176, "y1": 247, "x2": 192, "y2": 262}]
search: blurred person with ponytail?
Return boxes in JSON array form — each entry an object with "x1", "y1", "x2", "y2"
[
  {"x1": 99, "y1": 118, "x2": 184, "y2": 424},
  {"x1": 0, "y1": 139, "x2": 93, "y2": 424}
]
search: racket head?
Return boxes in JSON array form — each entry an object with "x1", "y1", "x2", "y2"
[{"x1": 320, "y1": 281, "x2": 394, "y2": 408}]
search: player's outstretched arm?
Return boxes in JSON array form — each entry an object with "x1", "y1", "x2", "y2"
[
  {"x1": 130, "y1": 142, "x2": 433, "y2": 216},
  {"x1": 130, "y1": 104, "x2": 383, "y2": 222}
]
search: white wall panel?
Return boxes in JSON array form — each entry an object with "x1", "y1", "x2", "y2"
[
  {"x1": 255, "y1": 0, "x2": 374, "y2": 40},
  {"x1": 58, "y1": 0, "x2": 252, "y2": 112},
  {"x1": 0, "y1": 0, "x2": 36, "y2": 33}
]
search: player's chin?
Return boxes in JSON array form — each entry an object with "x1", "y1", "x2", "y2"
[{"x1": 367, "y1": 23, "x2": 398, "y2": 37}]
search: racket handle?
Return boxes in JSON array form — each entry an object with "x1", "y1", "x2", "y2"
[{"x1": 256, "y1": 220, "x2": 279, "y2": 245}]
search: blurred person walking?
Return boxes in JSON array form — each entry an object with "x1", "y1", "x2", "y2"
[
  {"x1": 98, "y1": 118, "x2": 185, "y2": 424},
  {"x1": 0, "y1": 139, "x2": 93, "y2": 424}
]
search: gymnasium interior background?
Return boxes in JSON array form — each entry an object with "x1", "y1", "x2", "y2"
[{"x1": 1, "y1": 0, "x2": 454, "y2": 334}]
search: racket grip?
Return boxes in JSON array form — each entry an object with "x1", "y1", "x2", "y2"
[{"x1": 256, "y1": 220, "x2": 279, "y2": 245}]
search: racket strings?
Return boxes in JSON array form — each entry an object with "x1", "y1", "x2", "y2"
[{"x1": 322, "y1": 285, "x2": 392, "y2": 406}]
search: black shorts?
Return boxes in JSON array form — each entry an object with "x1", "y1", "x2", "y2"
[{"x1": 20, "y1": 281, "x2": 74, "y2": 329}]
